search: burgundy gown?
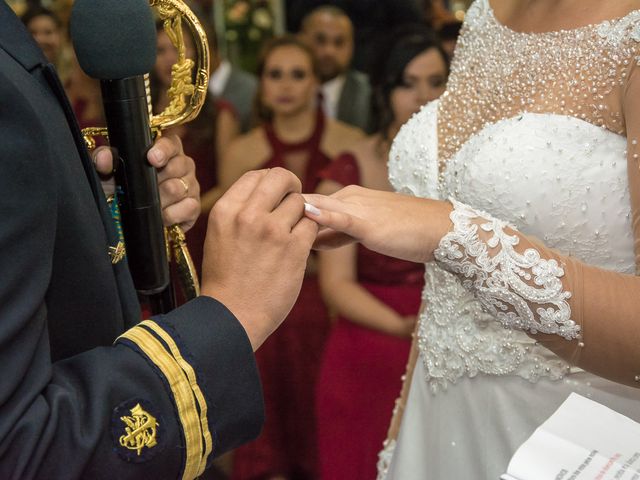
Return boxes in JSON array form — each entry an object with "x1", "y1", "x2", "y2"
[
  {"x1": 315, "y1": 153, "x2": 425, "y2": 480},
  {"x1": 232, "y1": 109, "x2": 331, "y2": 480}
]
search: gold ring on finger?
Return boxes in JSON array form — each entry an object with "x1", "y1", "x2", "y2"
[{"x1": 178, "y1": 176, "x2": 189, "y2": 197}]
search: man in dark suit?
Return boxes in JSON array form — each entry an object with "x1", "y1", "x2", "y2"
[
  {"x1": 0, "y1": 3, "x2": 316, "y2": 479},
  {"x1": 291, "y1": 0, "x2": 423, "y2": 78},
  {"x1": 300, "y1": 5, "x2": 372, "y2": 132}
]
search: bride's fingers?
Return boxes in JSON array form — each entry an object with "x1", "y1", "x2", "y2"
[
  {"x1": 303, "y1": 203, "x2": 365, "y2": 238},
  {"x1": 302, "y1": 193, "x2": 359, "y2": 212},
  {"x1": 302, "y1": 194, "x2": 369, "y2": 235}
]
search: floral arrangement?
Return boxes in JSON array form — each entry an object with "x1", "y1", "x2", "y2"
[{"x1": 220, "y1": 0, "x2": 282, "y2": 73}]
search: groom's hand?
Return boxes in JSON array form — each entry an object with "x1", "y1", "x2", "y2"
[
  {"x1": 92, "y1": 134, "x2": 200, "y2": 231},
  {"x1": 200, "y1": 168, "x2": 318, "y2": 350}
]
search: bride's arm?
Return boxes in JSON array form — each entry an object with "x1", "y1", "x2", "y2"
[
  {"x1": 305, "y1": 187, "x2": 640, "y2": 389},
  {"x1": 432, "y1": 199, "x2": 639, "y2": 388},
  {"x1": 303, "y1": 67, "x2": 640, "y2": 386}
]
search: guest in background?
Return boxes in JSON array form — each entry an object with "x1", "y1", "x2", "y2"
[
  {"x1": 21, "y1": 5, "x2": 71, "y2": 83},
  {"x1": 22, "y1": 5, "x2": 100, "y2": 128},
  {"x1": 64, "y1": 52, "x2": 105, "y2": 133},
  {"x1": 151, "y1": 21, "x2": 240, "y2": 280},
  {"x1": 21, "y1": 5, "x2": 61, "y2": 63},
  {"x1": 226, "y1": 35, "x2": 363, "y2": 480},
  {"x1": 314, "y1": 29, "x2": 448, "y2": 480},
  {"x1": 300, "y1": 6, "x2": 372, "y2": 132},
  {"x1": 207, "y1": 18, "x2": 258, "y2": 133},
  {"x1": 285, "y1": 0, "x2": 424, "y2": 77}
]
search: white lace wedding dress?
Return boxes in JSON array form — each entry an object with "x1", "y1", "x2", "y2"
[{"x1": 377, "y1": 1, "x2": 640, "y2": 478}]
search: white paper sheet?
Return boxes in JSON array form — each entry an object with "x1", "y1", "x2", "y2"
[{"x1": 502, "y1": 393, "x2": 640, "y2": 480}]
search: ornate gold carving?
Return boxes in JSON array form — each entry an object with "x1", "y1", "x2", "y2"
[
  {"x1": 109, "y1": 241, "x2": 126, "y2": 264},
  {"x1": 149, "y1": 0, "x2": 210, "y2": 129},
  {"x1": 81, "y1": 0, "x2": 207, "y2": 298},
  {"x1": 119, "y1": 403, "x2": 159, "y2": 456},
  {"x1": 81, "y1": 0, "x2": 209, "y2": 141},
  {"x1": 81, "y1": 127, "x2": 109, "y2": 151},
  {"x1": 167, "y1": 225, "x2": 200, "y2": 300}
]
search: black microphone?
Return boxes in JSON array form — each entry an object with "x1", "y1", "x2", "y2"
[{"x1": 70, "y1": 0, "x2": 172, "y2": 305}]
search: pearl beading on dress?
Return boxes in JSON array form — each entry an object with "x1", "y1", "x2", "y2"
[
  {"x1": 376, "y1": 439, "x2": 396, "y2": 480},
  {"x1": 416, "y1": 263, "x2": 571, "y2": 394},
  {"x1": 437, "y1": 0, "x2": 640, "y2": 165}
]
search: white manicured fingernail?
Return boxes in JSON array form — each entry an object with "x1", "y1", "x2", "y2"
[{"x1": 304, "y1": 202, "x2": 321, "y2": 216}]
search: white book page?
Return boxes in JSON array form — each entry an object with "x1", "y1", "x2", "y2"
[{"x1": 502, "y1": 393, "x2": 640, "y2": 480}]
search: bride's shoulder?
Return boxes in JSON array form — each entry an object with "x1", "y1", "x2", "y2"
[
  {"x1": 388, "y1": 101, "x2": 441, "y2": 198},
  {"x1": 392, "y1": 101, "x2": 438, "y2": 150}
]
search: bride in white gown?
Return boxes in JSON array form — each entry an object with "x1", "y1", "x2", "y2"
[{"x1": 303, "y1": 0, "x2": 640, "y2": 478}]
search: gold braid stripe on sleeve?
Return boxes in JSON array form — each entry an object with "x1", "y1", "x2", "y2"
[
  {"x1": 117, "y1": 326, "x2": 204, "y2": 480},
  {"x1": 139, "y1": 320, "x2": 213, "y2": 475}
]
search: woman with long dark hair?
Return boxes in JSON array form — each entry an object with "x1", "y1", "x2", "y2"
[{"x1": 314, "y1": 30, "x2": 448, "y2": 480}]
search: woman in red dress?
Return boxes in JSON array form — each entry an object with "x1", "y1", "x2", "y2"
[
  {"x1": 224, "y1": 36, "x2": 364, "y2": 480},
  {"x1": 314, "y1": 30, "x2": 449, "y2": 480}
]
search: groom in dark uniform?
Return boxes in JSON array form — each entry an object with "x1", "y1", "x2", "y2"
[{"x1": 0, "y1": 2, "x2": 317, "y2": 479}]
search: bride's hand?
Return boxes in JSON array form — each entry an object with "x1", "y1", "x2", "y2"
[{"x1": 303, "y1": 186, "x2": 453, "y2": 263}]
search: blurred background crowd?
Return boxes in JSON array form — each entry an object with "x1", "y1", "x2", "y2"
[{"x1": 8, "y1": 0, "x2": 468, "y2": 478}]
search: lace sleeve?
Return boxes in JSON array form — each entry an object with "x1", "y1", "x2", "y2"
[
  {"x1": 434, "y1": 199, "x2": 580, "y2": 341},
  {"x1": 432, "y1": 197, "x2": 640, "y2": 387}
]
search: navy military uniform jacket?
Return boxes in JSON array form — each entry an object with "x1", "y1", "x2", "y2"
[{"x1": 0, "y1": 4, "x2": 263, "y2": 479}]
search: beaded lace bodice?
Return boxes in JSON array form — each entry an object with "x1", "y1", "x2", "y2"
[
  {"x1": 388, "y1": 0, "x2": 640, "y2": 393},
  {"x1": 437, "y1": 0, "x2": 640, "y2": 164}
]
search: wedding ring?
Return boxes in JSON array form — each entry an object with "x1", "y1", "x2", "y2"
[{"x1": 178, "y1": 176, "x2": 189, "y2": 197}]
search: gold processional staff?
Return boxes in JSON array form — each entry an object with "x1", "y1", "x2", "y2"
[{"x1": 81, "y1": 0, "x2": 208, "y2": 303}]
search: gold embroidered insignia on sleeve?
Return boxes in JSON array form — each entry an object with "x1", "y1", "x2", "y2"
[
  {"x1": 109, "y1": 241, "x2": 126, "y2": 264},
  {"x1": 117, "y1": 325, "x2": 208, "y2": 478},
  {"x1": 119, "y1": 403, "x2": 159, "y2": 456}
]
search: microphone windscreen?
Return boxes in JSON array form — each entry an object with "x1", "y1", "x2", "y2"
[{"x1": 70, "y1": 0, "x2": 156, "y2": 80}]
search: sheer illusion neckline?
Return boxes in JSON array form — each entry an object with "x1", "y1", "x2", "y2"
[{"x1": 484, "y1": 0, "x2": 640, "y2": 36}]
